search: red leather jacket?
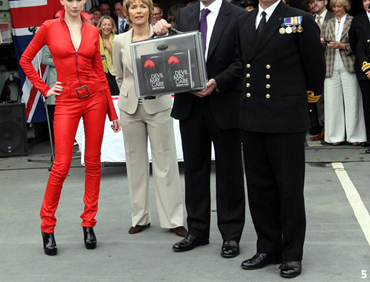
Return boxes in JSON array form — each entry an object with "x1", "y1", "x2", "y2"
[{"x1": 20, "y1": 10, "x2": 117, "y2": 121}]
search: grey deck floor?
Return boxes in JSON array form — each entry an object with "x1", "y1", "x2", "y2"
[{"x1": 0, "y1": 133, "x2": 369, "y2": 282}]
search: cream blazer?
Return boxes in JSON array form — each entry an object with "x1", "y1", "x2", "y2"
[{"x1": 112, "y1": 26, "x2": 172, "y2": 115}]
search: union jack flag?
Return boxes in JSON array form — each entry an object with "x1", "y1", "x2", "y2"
[{"x1": 10, "y1": 0, "x2": 62, "y2": 123}]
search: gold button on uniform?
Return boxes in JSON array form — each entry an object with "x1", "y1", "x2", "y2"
[
  {"x1": 246, "y1": 64, "x2": 251, "y2": 68},
  {"x1": 246, "y1": 83, "x2": 250, "y2": 88},
  {"x1": 246, "y1": 73, "x2": 251, "y2": 78},
  {"x1": 246, "y1": 93, "x2": 251, "y2": 98},
  {"x1": 266, "y1": 74, "x2": 270, "y2": 79},
  {"x1": 368, "y1": 39, "x2": 370, "y2": 43},
  {"x1": 266, "y1": 94, "x2": 271, "y2": 99},
  {"x1": 266, "y1": 64, "x2": 271, "y2": 69},
  {"x1": 266, "y1": 84, "x2": 271, "y2": 89}
]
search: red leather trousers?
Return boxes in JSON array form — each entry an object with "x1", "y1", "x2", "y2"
[{"x1": 40, "y1": 89, "x2": 108, "y2": 233}]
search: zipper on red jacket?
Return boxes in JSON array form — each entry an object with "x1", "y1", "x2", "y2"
[
  {"x1": 75, "y1": 23, "x2": 83, "y2": 87},
  {"x1": 75, "y1": 52, "x2": 81, "y2": 87},
  {"x1": 63, "y1": 19, "x2": 82, "y2": 87}
]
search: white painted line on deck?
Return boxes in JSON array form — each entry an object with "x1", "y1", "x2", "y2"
[{"x1": 332, "y1": 162, "x2": 370, "y2": 247}]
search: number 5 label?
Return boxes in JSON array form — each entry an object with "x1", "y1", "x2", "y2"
[{"x1": 362, "y1": 270, "x2": 367, "y2": 279}]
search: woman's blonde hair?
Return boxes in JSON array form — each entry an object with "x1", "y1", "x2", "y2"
[
  {"x1": 124, "y1": 0, "x2": 153, "y2": 25},
  {"x1": 330, "y1": 0, "x2": 351, "y2": 12},
  {"x1": 97, "y1": 15, "x2": 117, "y2": 35}
]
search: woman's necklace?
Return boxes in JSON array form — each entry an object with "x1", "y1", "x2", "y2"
[{"x1": 65, "y1": 20, "x2": 79, "y2": 31}]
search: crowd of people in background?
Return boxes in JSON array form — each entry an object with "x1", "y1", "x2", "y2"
[
  {"x1": 84, "y1": 0, "x2": 370, "y2": 153},
  {"x1": 85, "y1": 0, "x2": 186, "y2": 29},
  {"x1": 297, "y1": 0, "x2": 370, "y2": 155}
]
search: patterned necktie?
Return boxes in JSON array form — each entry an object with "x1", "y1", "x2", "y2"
[
  {"x1": 257, "y1": 11, "x2": 267, "y2": 36},
  {"x1": 316, "y1": 15, "x2": 322, "y2": 29},
  {"x1": 199, "y1": 9, "x2": 211, "y2": 53},
  {"x1": 119, "y1": 19, "x2": 125, "y2": 34}
]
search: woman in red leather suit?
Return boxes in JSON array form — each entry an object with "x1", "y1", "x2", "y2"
[{"x1": 20, "y1": 0, "x2": 121, "y2": 256}]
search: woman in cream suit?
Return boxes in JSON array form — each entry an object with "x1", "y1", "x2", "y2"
[
  {"x1": 321, "y1": 0, "x2": 366, "y2": 145},
  {"x1": 112, "y1": 0, "x2": 187, "y2": 237}
]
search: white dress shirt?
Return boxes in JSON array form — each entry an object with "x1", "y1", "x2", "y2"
[
  {"x1": 255, "y1": 0, "x2": 281, "y2": 28},
  {"x1": 315, "y1": 9, "x2": 328, "y2": 27},
  {"x1": 118, "y1": 17, "x2": 126, "y2": 34},
  {"x1": 335, "y1": 14, "x2": 347, "y2": 53},
  {"x1": 199, "y1": 0, "x2": 222, "y2": 60}
]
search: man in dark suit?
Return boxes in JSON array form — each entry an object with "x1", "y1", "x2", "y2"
[
  {"x1": 349, "y1": 0, "x2": 370, "y2": 151},
  {"x1": 153, "y1": 0, "x2": 246, "y2": 258},
  {"x1": 312, "y1": 0, "x2": 334, "y2": 25},
  {"x1": 309, "y1": 0, "x2": 335, "y2": 141},
  {"x1": 114, "y1": 0, "x2": 129, "y2": 34},
  {"x1": 100, "y1": 1, "x2": 112, "y2": 16},
  {"x1": 236, "y1": 0, "x2": 325, "y2": 278},
  {"x1": 114, "y1": 0, "x2": 123, "y2": 18}
]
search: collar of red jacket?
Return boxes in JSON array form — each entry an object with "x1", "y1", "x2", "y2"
[{"x1": 55, "y1": 9, "x2": 92, "y2": 21}]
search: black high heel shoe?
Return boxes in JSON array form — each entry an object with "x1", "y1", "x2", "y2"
[
  {"x1": 83, "y1": 227, "x2": 97, "y2": 249},
  {"x1": 42, "y1": 232, "x2": 57, "y2": 255}
]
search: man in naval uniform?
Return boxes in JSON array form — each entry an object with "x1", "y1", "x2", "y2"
[{"x1": 236, "y1": 0, "x2": 325, "y2": 278}]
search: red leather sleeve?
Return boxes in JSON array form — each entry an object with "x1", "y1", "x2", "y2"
[
  {"x1": 92, "y1": 29, "x2": 118, "y2": 121},
  {"x1": 19, "y1": 24, "x2": 50, "y2": 97}
]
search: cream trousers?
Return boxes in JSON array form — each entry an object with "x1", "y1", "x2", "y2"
[
  {"x1": 324, "y1": 53, "x2": 366, "y2": 144},
  {"x1": 120, "y1": 105, "x2": 184, "y2": 228}
]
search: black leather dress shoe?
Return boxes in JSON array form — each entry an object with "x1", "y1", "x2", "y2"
[
  {"x1": 241, "y1": 253, "x2": 282, "y2": 270},
  {"x1": 362, "y1": 142, "x2": 370, "y2": 147},
  {"x1": 366, "y1": 149, "x2": 370, "y2": 154},
  {"x1": 172, "y1": 234, "x2": 209, "y2": 252},
  {"x1": 221, "y1": 240, "x2": 240, "y2": 258},
  {"x1": 42, "y1": 232, "x2": 57, "y2": 256},
  {"x1": 83, "y1": 227, "x2": 97, "y2": 249},
  {"x1": 279, "y1": 261, "x2": 302, "y2": 278}
]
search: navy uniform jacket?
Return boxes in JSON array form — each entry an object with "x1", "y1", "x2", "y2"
[
  {"x1": 349, "y1": 13, "x2": 370, "y2": 81},
  {"x1": 236, "y1": 2, "x2": 325, "y2": 133}
]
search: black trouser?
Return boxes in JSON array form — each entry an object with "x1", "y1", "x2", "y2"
[
  {"x1": 179, "y1": 97, "x2": 245, "y2": 242},
  {"x1": 242, "y1": 130, "x2": 306, "y2": 261}
]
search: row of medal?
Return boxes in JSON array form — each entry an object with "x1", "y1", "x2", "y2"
[{"x1": 279, "y1": 16, "x2": 303, "y2": 34}]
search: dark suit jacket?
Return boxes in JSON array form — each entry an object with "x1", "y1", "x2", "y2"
[
  {"x1": 114, "y1": 17, "x2": 129, "y2": 34},
  {"x1": 349, "y1": 13, "x2": 370, "y2": 81},
  {"x1": 313, "y1": 10, "x2": 334, "y2": 23},
  {"x1": 324, "y1": 10, "x2": 335, "y2": 21},
  {"x1": 170, "y1": 0, "x2": 246, "y2": 130},
  {"x1": 236, "y1": 2, "x2": 325, "y2": 133}
]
